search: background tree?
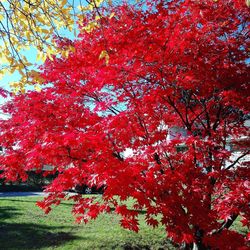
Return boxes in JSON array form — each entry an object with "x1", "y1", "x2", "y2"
[
  {"x1": 0, "y1": 0, "x2": 108, "y2": 93},
  {"x1": 0, "y1": 0, "x2": 249, "y2": 249}
]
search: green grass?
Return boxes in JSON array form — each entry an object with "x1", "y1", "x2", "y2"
[
  {"x1": 0, "y1": 196, "x2": 174, "y2": 250},
  {"x1": 0, "y1": 196, "x2": 247, "y2": 250},
  {"x1": 231, "y1": 217, "x2": 248, "y2": 236}
]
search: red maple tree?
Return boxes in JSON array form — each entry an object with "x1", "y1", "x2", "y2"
[{"x1": 0, "y1": 1, "x2": 249, "y2": 249}]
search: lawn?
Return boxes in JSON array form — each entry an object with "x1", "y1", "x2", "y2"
[
  {"x1": 0, "y1": 195, "x2": 247, "y2": 250},
  {"x1": 0, "y1": 195, "x2": 175, "y2": 250}
]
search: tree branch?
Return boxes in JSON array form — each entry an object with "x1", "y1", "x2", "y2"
[
  {"x1": 225, "y1": 150, "x2": 250, "y2": 170},
  {"x1": 212, "y1": 214, "x2": 238, "y2": 235}
]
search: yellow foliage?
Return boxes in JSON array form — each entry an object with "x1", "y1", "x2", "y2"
[
  {"x1": 83, "y1": 21, "x2": 99, "y2": 33},
  {"x1": 0, "y1": 0, "x2": 108, "y2": 92},
  {"x1": 109, "y1": 12, "x2": 115, "y2": 19},
  {"x1": 34, "y1": 84, "x2": 42, "y2": 92},
  {"x1": 95, "y1": 0, "x2": 105, "y2": 7},
  {"x1": 0, "y1": 71, "x2": 4, "y2": 80},
  {"x1": 99, "y1": 50, "x2": 109, "y2": 65},
  {"x1": 0, "y1": 14, "x2": 4, "y2": 22},
  {"x1": 78, "y1": 5, "x2": 90, "y2": 11}
]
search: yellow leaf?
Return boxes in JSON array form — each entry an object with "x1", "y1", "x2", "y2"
[
  {"x1": 10, "y1": 66, "x2": 16, "y2": 74},
  {"x1": 41, "y1": 29, "x2": 49, "y2": 34},
  {"x1": 246, "y1": 0, "x2": 250, "y2": 7},
  {"x1": 18, "y1": 68, "x2": 26, "y2": 77},
  {"x1": 95, "y1": 15, "x2": 101, "y2": 21},
  {"x1": 47, "y1": 52, "x2": 54, "y2": 61},
  {"x1": 68, "y1": 25, "x2": 73, "y2": 32},
  {"x1": 0, "y1": 14, "x2": 4, "y2": 22},
  {"x1": 34, "y1": 85, "x2": 41, "y2": 92},
  {"x1": 61, "y1": 0, "x2": 67, "y2": 6},
  {"x1": 26, "y1": 31, "x2": 31, "y2": 41},
  {"x1": 0, "y1": 55, "x2": 9, "y2": 64},
  {"x1": 99, "y1": 50, "x2": 109, "y2": 65},
  {"x1": 88, "y1": 4, "x2": 94, "y2": 11},
  {"x1": 36, "y1": 51, "x2": 46, "y2": 62},
  {"x1": 0, "y1": 71, "x2": 4, "y2": 80},
  {"x1": 83, "y1": 21, "x2": 98, "y2": 33},
  {"x1": 23, "y1": 4, "x2": 30, "y2": 13},
  {"x1": 95, "y1": 0, "x2": 104, "y2": 7},
  {"x1": 62, "y1": 50, "x2": 70, "y2": 58},
  {"x1": 36, "y1": 51, "x2": 43, "y2": 61},
  {"x1": 77, "y1": 5, "x2": 90, "y2": 11},
  {"x1": 109, "y1": 12, "x2": 115, "y2": 19}
]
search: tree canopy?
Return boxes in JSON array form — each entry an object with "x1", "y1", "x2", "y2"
[{"x1": 0, "y1": 0, "x2": 249, "y2": 249}]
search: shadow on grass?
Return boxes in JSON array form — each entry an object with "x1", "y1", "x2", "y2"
[
  {"x1": 0, "y1": 206, "x2": 22, "y2": 219},
  {"x1": 0, "y1": 206, "x2": 80, "y2": 249},
  {"x1": 0, "y1": 222, "x2": 80, "y2": 249}
]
